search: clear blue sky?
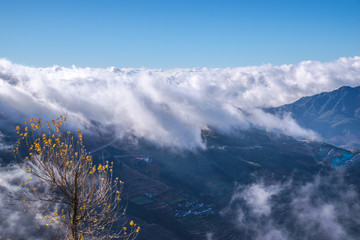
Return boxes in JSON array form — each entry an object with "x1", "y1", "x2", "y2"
[{"x1": 0, "y1": 0, "x2": 359, "y2": 68}]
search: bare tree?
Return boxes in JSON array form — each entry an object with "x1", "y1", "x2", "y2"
[{"x1": 13, "y1": 116, "x2": 139, "y2": 239}]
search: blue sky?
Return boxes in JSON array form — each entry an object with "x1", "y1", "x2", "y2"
[{"x1": 0, "y1": 0, "x2": 359, "y2": 68}]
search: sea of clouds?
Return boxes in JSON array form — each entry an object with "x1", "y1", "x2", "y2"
[{"x1": 1, "y1": 56, "x2": 360, "y2": 148}]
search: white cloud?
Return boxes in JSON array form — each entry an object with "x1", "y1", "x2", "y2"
[
  {"x1": 0, "y1": 166, "x2": 56, "y2": 240},
  {"x1": 0, "y1": 131, "x2": 10, "y2": 150},
  {"x1": 248, "y1": 109, "x2": 319, "y2": 140},
  {"x1": 1, "y1": 57, "x2": 359, "y2": 148},
  {"x1": 242, "y1": 183, "x2": 281, "y2": 216},
  {"x1": 222, "y1": 174, "x2": 360, "y2": 240}
]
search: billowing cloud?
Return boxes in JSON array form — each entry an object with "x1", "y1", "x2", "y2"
[
  {"x1": 222, "y1": 174, "x2": 360, "y2": 240},
  {"x1": 0, "y1": 165, "x2": 57, "y2": 240},
  {"x1": 1, "y1": 57, "x2": 359, "y2": 148}
]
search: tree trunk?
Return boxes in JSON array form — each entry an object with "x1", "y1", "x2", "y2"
[{"x1": 71, "y1": 171, "x2": 79, "y2": 240}]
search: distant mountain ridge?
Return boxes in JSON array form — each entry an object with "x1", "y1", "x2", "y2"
[{"x1": 267, "y1": 86, "x2": 360, "y2": 149}]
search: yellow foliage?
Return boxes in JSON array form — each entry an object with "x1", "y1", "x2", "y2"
[{"x1": 14, "y1": 116, "x2": 139, "y2": 240}]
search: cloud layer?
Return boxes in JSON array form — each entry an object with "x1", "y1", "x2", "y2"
[
  {"x1": 0, "y1": 165, "x2": 57, "y2": 240},
  {"x1": 1, "y1": 57, "x2": 360, "y2": 148},
  {"x1": 222, "y1": 174, "x2": 360, "y2": 240}
]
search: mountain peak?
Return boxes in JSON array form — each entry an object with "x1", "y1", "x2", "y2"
[{"x1": 269, "y1": 85, "x2": 360, "y2": 149}]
